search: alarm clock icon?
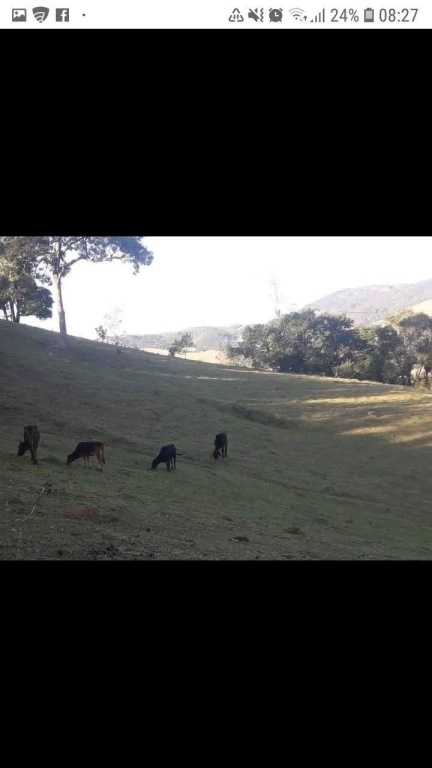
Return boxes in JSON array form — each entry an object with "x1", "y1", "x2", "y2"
[{"x1": 269, "y1": 8, "x2": 283, "y2": 22}]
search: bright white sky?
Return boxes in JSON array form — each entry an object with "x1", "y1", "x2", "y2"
[{"x1": 22, "y1": 237, "x2": 432, "y2": 340}]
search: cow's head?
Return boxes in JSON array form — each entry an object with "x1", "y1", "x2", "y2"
[{"x1": 17, "y1": 442, "x2": 27, "y2": 457}]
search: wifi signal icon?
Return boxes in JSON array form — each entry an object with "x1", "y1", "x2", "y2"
[
  {"x1": 33, "y1": 6, "x2": 50, "y2": 22},
  {"x1": 289, "y1": 7, "x2": 307, "y2": 21}
]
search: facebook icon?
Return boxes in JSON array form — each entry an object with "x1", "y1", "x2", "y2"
[{"x1": 56, "y1": 8, "x2": 70, "y2": 21}]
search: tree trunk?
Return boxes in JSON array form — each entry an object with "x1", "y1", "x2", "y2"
[
  {"x1": 53, "y1": 238, "x2": 67, "y2": 335},
  {"x1": 53, "y1": 273, "x2": 67, "y2": 335}
]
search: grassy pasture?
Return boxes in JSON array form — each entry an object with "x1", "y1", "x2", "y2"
[{"x1": 1, "y1": 320, "x2": 432, "y2": 559}]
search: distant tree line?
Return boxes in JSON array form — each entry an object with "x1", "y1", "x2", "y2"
[{"x1": 226, "y1": 308, "x2": 432, "y2": 387}]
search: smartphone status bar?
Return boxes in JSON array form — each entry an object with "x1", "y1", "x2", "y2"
[{"x1": 2, "y1": 3, "x2": 430, "y2": 28}]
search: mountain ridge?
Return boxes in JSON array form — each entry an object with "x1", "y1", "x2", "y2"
[
  {"x1": 304, "y1": 277, "x2": 432, "y2": 326},
  {"x1": 104, "y1": 278, "x2": 432, "y2": 346},
  {"x1": 114, "y1": 324, "x2": 244, "y2": 352}
]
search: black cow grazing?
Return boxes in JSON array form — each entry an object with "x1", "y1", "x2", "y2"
[
  {"x1": 67, "y1": 441, "x2": 105, "y2": 471},
  {"x1": 213, "y1": 433, "x2": 228, "y2": 459},
  {"x1": 151, "y1": 444, "x2": 181, "y2": 472},
  {"x1": 18, "y1": 425, "x2": 40, "y2": 465}
]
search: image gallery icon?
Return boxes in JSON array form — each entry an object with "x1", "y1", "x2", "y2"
[
  {"x1": 12, "y1": 8, "x2": 27, "y2": 21},
  {"x1": 56, "y1": 8, "x2": 70, "y2": 21}
]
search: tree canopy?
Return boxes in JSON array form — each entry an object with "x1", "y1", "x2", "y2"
[
  {"x1": 227, "y1": 310, "x2": 365, "y2": 376},
  {"x1": 0, "y1": 237, "x2": 53, "y2": 323},
  {"x1": 0, "y1": 236, "x2": 154, "y2": 335},
  {"x1": 226, "y1": 308, "x2": 432, "y2": 386}
]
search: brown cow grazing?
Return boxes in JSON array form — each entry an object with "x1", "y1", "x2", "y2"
[
  {"x1": 67, "y1": 441, "x2": 105, "y2": 471},
  {"x1": 18, "y1": 425, "x2": 40, "y2": 465},
  {"x1": 213, "y1": 433, "x2": 228, "y2": 459},
  {"x1": 151, "y1": 444, "x2": 181, "y2": 472}
]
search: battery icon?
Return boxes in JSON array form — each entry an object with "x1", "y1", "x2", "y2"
[{"x1": 364, "y1": 8, "x2": 374, "y2": 21}]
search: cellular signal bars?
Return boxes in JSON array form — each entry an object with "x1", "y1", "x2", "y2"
[{"x1": 310, "y1": 9, "x2": 325, "y2": 22}]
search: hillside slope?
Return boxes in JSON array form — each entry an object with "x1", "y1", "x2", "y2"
[
  {"x1": 306, "y1": 278, "x2": 432, "y2": 326},
  {"x1": 1, "y1": 320, "x2": 432, "y2": 559}
]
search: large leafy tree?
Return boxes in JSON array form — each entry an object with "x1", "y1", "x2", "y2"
[
  {"x1": 0, "y1": 275, "x2": 53, "y2": 323},
  {"x1": 228, "y1": 323, "x2": 274, "y2": 369},
  {"x1": 376, "y1": 311, "x2": 432, "y2": 382},
  {"x1": 1, "y1": 237, "x2": 154, "y2": 335},
  {"x1": 397, "y1": 313, "x2": 432, "y2": 361},
  {"x1": 266, "y1": 311, "x2": 313, "y2": 372},
  {"x1": 41, "y1": 237, "x2": 154, "y2": 335},
  {"x1": 353, "y1": 314, "x2": 432, "y2": 385},
  {"x1": 0, "y1": 236, "x2": 53, "y2": 323},
  {"x1": 227, "y1": 310, "x2": 366, "y2": 377},
  {"x1": 306, "y1": 312, "x2": 366, "y2": 376}
]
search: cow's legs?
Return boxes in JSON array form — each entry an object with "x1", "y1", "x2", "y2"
[{"x1": 30, "y1": 440, "x2": 38, "y2": 464}]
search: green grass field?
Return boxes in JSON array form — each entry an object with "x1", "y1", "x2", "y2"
[{"x1": 1, "y1": 320, "x2": 432, "y2": 559}]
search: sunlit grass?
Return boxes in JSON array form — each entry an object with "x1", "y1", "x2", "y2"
[{"x1": 1, "y1": 320, "x2": 432, "y2": 560}]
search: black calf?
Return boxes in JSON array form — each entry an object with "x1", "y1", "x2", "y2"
[
  {"x1": 151, "y1": 444, "x2": 180, "y2": 472},
  {"x1": 18, "y1": 425, "x2": 40, "y2": 465},
  {"x1": 213, "y1": 433, "x2": 228, "y2": 459}
]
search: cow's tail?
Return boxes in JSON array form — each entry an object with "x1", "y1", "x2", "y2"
[{"x1": 102, "y1": 445, "x2": 106, "y2": 464}]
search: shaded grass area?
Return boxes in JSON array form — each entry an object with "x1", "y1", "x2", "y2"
[{"x1": 1, "y1": 321, "x2": 432, "y2": 559}]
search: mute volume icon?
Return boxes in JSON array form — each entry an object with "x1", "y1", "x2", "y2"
[{"x1": 248, "y1": 8, "x2": 264, "y2": 21}]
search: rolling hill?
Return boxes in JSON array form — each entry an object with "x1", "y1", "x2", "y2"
[
  {"x1": 1, "y1": 319, "x2": 432, "y2": 560},
  {"x1": 117, "y1": 324, "x2": 244, "y2": 352},
  {"x1": 305, "y1": 277, "x2": 432, "y2": 326}
]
